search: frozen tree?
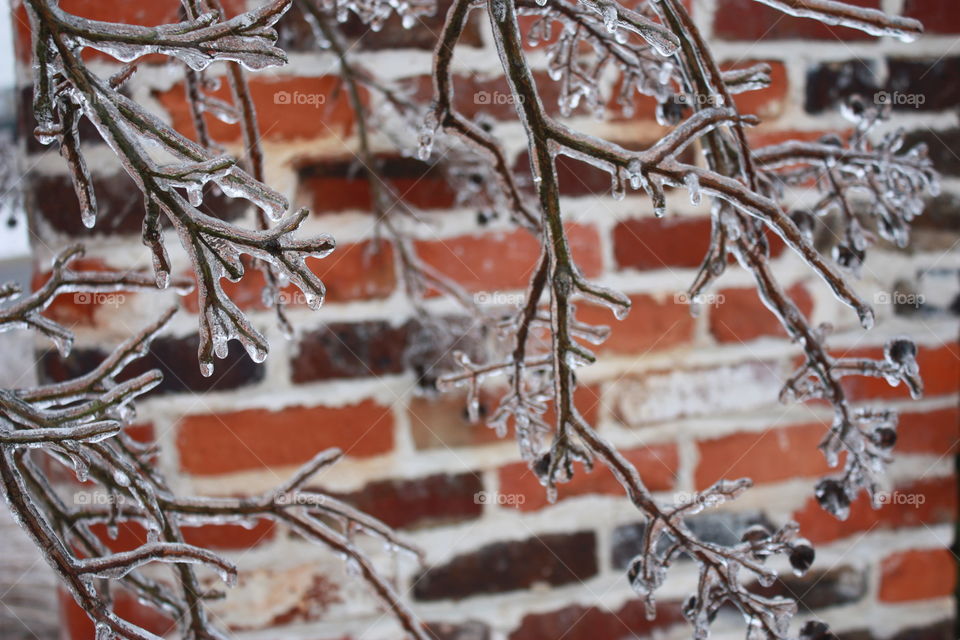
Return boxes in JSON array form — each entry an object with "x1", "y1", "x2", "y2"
[{"x1": 7, "y1": 0, "x2": 940, "y2": 639}]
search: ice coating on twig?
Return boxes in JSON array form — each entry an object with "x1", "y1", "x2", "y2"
[{"x1": 25, "y1": 0, "x2": 337, "y2": 374}]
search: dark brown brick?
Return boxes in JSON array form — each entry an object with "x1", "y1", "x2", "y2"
[
  {"x1": 28, "y1": 172, "x2": 247, "y2": 237},
  {"x1": 887, "y1": 57, "x2": 960, "y2": 112},
  {"x1": 805, "y1": 60, "x2": 880, "y2": 114},
  {"x1": 291, "y1": 321, "x2": 410, "y2": 383},
  {"x1": 413, "y1": 531, "x2": 598, "y2": 600},
  {"x1": 276, "y1": 0, "x2": 483, "y2": 52},
  {"x1": 903, "y1": 128, "x2": 960, "y2": 177},
  {"x1": 297, "y1": 155, "x2": 457, "y2": 214},
  {"x1": 338, "y1": 472, "x2": 484, "y2": 530},
  {"x1": 508, "y1": 599, "x2": 685, "y2": 640},
  {"x1": 750, "y1": 566, "x2": 868, "y2": 610},
  {"x1": 611, "y1": 510, "x2": 775, "y2": 569},
  {"x1": 40, "y1": 334, "x2": 265, "y2": 396}
]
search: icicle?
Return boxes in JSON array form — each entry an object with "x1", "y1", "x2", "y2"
[
  {"x1": 684, "y1": 172, "x2": 701, "y2": 205},
  {"x1": 611, "y1": 169, "x2": 626, "y2": 201}
]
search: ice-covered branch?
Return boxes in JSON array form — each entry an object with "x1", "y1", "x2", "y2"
[{"x1": 26, "y1": 0, "x2": 337, "y2": 374}]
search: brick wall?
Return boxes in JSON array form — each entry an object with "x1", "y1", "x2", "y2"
[{"x1": 13, "y1": 0, "x2": 960, "y2": 638}]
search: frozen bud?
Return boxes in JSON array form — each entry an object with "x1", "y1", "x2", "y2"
[
  {"x1": 799, "y1": 620, "x2": 834, "y2": 640},
  {"x1": 842, "y1": 95, "x2": 867, "y2": 122},
  {"x1": 533, "y1": 450, "x2": 552, "y2": 479},
  {"x1": 885, "y1": 338, "x2": 917, "y2": 367},
  {"x1": 681, "y1": 594, "x2": 698, "y2": 620},
  {"x1": 872, "y1": 426, "x2": 897, "y2": 449},
  {"x1": 789, "y1": 539, "x2": 815, "y2": 575},
  {"x1": 833, "y1": 243, "x2": 864, "y2": 270},
  {"x1": 818, "y1": 133, "x2": 844, "y2": 147},
  {"x1": 627, "y1": 557, "x2": 641, "y2": 585},
  {"x1": 815, "y1": 478, "x2": 851, "y2": 520},
  {"x1": 656, "y1": 97, "x2": 686, "y2": 127},
  {"x1": 790, "y1": 209, "x2": 816, "y2": 241},
  {"x1": 740, "y1": 524, "x2": 771, "y2": 544}
]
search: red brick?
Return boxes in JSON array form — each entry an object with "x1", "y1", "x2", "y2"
[
  {"x1": 902, "y1": 0, "x2": 960, "y2": 35},
  {"x1": 879, "y1": 548, "x2": 957, "y2": 602},
  {"x1": 709, "y1": 283, "x2": 814, "y2": 343},
  {"x1": 16, "y1": 0, "x2": 246, "y2": 64},
  {"x1": 408, "y1": 389, "x2": 508, "y2": 450},
  {"x1": 415, "y1": 224, "x2": 601, "y2": 294},
  {"x1": 175, "y1": 401, "x2": 394, "y2": 475},
  {"x1": 155, "y1": 75, "x2": 362, "y2": 143},
  {"x1": 89, "y1": 519, "x2": 275, "y2": 553},
  {"x1": 499, "y1": 443, "x2": 678, "y2": 511},
  {"x1": 613, "y1": 216, "x2": 712, "y2": 271},
  {"x1": 291, "y1": 321, "x2": 410, "y2": 383},
  {"x1": 409, "y1": 384, "x2": 601, "y2": 450},
  {"x1": 839, "y1": 342, "x2": 960, "y2": 401},
  {"x1": 896, "y1": 407, "x2": 959, "y2": 456},
  {"x1": 578, "y1": 293, "x2": 695, "y2": 355},
  {"x1": 713, "y1": 0, "x2": 879, "y2": 41},
  {"x1": 339, "y1": 472, "x2": 483, "y2": 530},
  {"x1": 413, "y1": 531, "x2": 597, "y2": 600},
  {"x1": 695, "y1": 422, "x2": 833, "y2": 490},
  {"x1": 509, "y1": 599, "x2": 684, "y2": 640},
  {"x1": 297, "y1": 156, "x2": 456, "y2": 213},
  {"x1": 793, "y1": 475, "x2": 956, "y2": 544},
  {"x1": 722, "y1": 60, "x2": 789, "y2": 119},
  {"x1": 60, "y1": 588, "x2": 175, "y2": 639}
]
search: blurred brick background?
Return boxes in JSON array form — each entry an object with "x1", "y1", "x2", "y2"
[{"x1": 9, "y1": 0, "x2": 960, "y2": 639}]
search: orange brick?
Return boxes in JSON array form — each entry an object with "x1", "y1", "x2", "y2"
[
  {"x1": 896, "y1": 407, "x2": 959, "y2": 456},
  {"x1": 840, "y1": 342, "x2": 960, "y2": 401},
  {"x1": 498, "y1": 443, "x2": 678, "y2": 511},
  {"x1": 695, "y1": 422, "x2": 834, "y2": 490},
  {"x1": 793, "y1": 476, "x2": 956, "y2": 544},
  {"x1": 721, "y1": 60, "x2": 789, "y2": 120},
  {"x1": 578, "y1": 294, "x2": 695, "y2": 355},
  {"x1": 879, "y1": 548, "x2": 957, "y2": 602},
  {"x1": 415, "y1": 224, "x2": 601, "y2": 295},
  {"x1": 176, "y1": 400, "x2": 394, "y2": 475},
  {"x1": 155, "y1": 75, "x2": 362, "y2": 143},
  {"x1": 709, "y1": 283, "x2": 814, "y2": 344}
]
